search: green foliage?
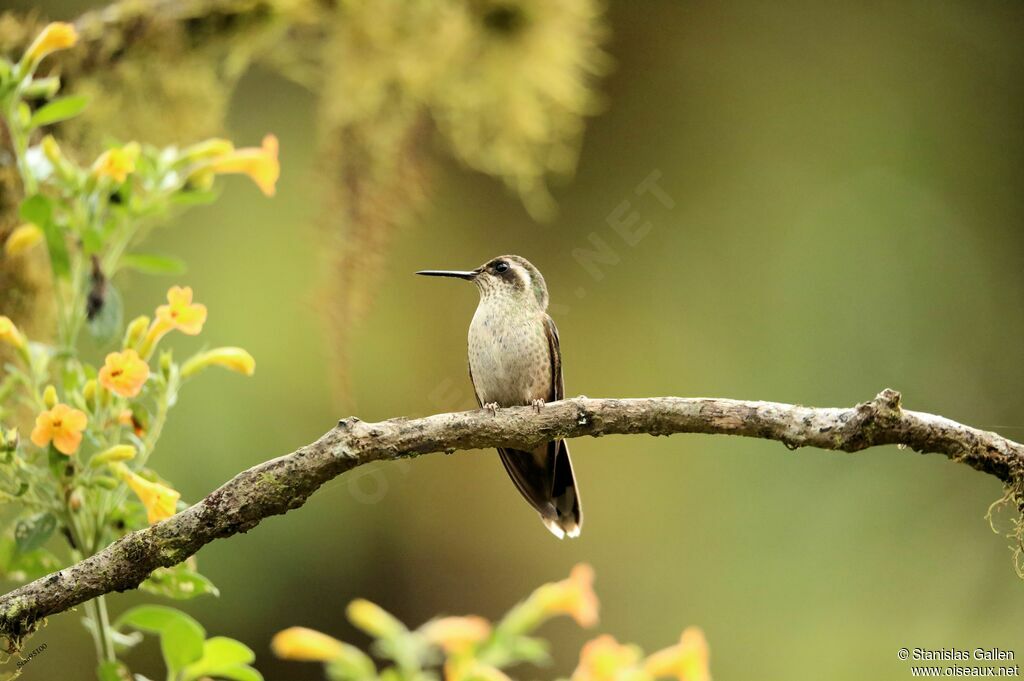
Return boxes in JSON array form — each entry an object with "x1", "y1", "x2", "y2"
[
  {"x1": 115, "y1": 606, "x2": 262, "y2": 681},
  {"x1": 0, "y1": 21, "x2": 271, "y2": 680}
]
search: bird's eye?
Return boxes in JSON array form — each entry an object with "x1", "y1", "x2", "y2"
[{"x1": 494, "y1": 261, "x2": 509, "y2": 273}]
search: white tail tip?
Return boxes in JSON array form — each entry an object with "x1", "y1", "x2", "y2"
[{"x1": 542, "y1": 516, "x2": 581, "y2": 539}]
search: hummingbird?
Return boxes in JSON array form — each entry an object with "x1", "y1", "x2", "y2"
[{"x1": 417, "y1": 255, "x2": 582, "y2": 538}]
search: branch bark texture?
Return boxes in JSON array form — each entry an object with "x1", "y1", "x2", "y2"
[{"x1": 1, "y1": 389, "x2": 1022, "y2": 649}]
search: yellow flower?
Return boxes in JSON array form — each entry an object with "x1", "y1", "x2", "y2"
[
  {"x1": 141, "y1": 286, "x2": 207, "y2": 356},
  {"x1": 113, "y1": 464, "x2": 180, "y2": 524},
  {"x1": 23, "y1": 22, "x2": 78, "y2": 65},
  {"x1": 0, "y1": 316, "x2": 27, "y2": 351},
  {"x1": 30, "y1": 403, "x2": 87, "y2": 456},
  {"x1": 643, "y1": 628, "x2": 710, "y2": 681},
  {"x1": 208, "y1": 134, "x2": 280, "y2": 196},
  {"x1": 92, "y1": 143, "x2": 140, "y2": 183},
  {"x1": 90, "y1": 444, "x2": 136, "y2": 467},
  {"x1": 98, "y1": 349, "x2": 150, "y2": 398},
  {"x1": 4, "y1": 223, "x2": 43, "y2": 257},
  {"x1": 156, "y1": 286, "x2": 207, "y2": 335},
  {"x1": 271, "y1": 627, "x2": 345, "y2": 662},
  {"x1": 421, "y1": 616, "x2": 491, "y2": 653},
  {"x1": 572, "y1": 635, "x2": 642, "y2": 681},
  {"x1": 181, "y1": 347, "x2": 255, "y2": 378},
  {"x1": 535, "y1": 563, "x2": 599, "y2": 627}
]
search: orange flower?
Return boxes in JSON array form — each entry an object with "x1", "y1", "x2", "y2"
[
  {"x1": 535, "y1": 563, "x2": 599, "y2": 627},
  {"x1": 23, "y1": 22, "x2": 78, "y2": 65},
  {"x1": 572, "y1": 635, "x2": 642, "y2": 681},
  {"x1": 420, "y1": 616, "x2": 491, "y2": 653},
  {"x1": 643, "y1": 628, "x2": 711, "y2": 681},
  {"x1": 92, "y1": 143, "x2": 140, "y2": 183},
  {"x1": 99, "y1": 349, "x2": 150, "y2": 398},
  {"x1": 31, "y1": 403, "x2": 87, "y2": 455},
  {"x1": 208, "y1": 134, "x2": 280, "y2": 196},
  {"x1": 156, "y1": 286, "x2": 207, "y2": 335},
  {"x1": 271, "y1": 627, "x2": 345, "y2": 662}
]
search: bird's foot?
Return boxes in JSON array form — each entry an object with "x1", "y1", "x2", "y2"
[
  {"x1": 531, "y1": 399, "x2": 545, "y2": 413},
  {"x1": 483, "y1": 402, "x2": 499, "y2": 416}
]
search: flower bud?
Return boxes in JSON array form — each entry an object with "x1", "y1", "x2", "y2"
[
  {"x1": 22, "y1": 76, "x2": 61, "y2": 99},
  {"x1": 181, "y1": 347, "x2": 255, "y2": 379},
  {"x1": 42, "y1": 135, "x2": 62, "y2": 164},
  {"x1": 346, "y1": 599, "x2": 406, "y2": 640},
  {"x1": 271, "y1": 627, "x2": 346, "y2": 662},
  {"x1": 1, "y1": 428, "x2": 18, "y2": 453},
  {"x1": 123, "y1": 315, "x2": 151, "y2": 351},
  {"x1": 159, "y1": 350, "x2": 173, "y2": 378},
  {"x1": 90, "y1": 444, "x2": 137, "y2": 468},
  {"x1": 0, "y1": 316, "x2": 27, "y2": 353},
  {"x1": 4, "y1": 223, "x2": 44, "y2": 257},
  {"x1": 68, "y1": 488, "x2": 83, "y2": 512},
  {"x1": 42, "y1": 385, "x2": 58, "y2": 409},
  {"x1": 82, "y1": 378, "x2": 97, "y2": 407}
]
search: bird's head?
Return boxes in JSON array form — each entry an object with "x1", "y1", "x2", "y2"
[{"x1": 417, "y1": 255, "x2": 549, "y2": 310}]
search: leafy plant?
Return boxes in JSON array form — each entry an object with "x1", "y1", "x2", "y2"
[{"x1": 0, "y1": 22, "x2": 278, "y2": 680}]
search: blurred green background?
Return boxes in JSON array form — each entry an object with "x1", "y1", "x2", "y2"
[{"x1": 6, "y1": 1, "x2": 1024, "y2": 679}]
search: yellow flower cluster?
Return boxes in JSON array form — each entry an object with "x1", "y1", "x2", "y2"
[
  {"x1": 18, "y1": 285, "x2": 253, "y2": 530},
  {"x1": 272, "y1": 564, "x2": 711, "y2": 681},
  {"x1": 571, "y1": 628, "x2": 711, "y2": 681}
]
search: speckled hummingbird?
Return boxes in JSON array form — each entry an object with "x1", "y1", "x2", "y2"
[{"x1": 417, "y1": 255, "x2": 582, "y2": 538}]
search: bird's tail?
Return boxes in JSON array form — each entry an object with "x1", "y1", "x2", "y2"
[{"x1": 498, "y1": 439, "x2": 582, "y2": 539}]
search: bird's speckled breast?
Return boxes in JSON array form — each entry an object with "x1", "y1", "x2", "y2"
[{"x1": 468, "y1": 297, "x2": 552, "y2": 407}]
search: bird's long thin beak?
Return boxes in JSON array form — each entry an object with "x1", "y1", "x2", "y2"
[{"x1": 415, "y1": 269, "x2": 478, "y2": 280}]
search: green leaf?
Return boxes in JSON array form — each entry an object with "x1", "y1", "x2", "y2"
[
  {"x1": 162, "y1": 618, "x2": 206, "y2": 676},
  {"x1": 20, "y1": 195, "x2": 69, "y2": 279},
  {"x1": 120, "y1": 253, "x2": 187, "y2": 276},
  {"x1": 116, "y1": 605, "x2": 206, "y2": 675},
  {"x1": 14, "y1": 513, "x2": 56, "y2": 553},
  {"x1": 30, "y1": 95, "x2": 88, "y2": 128},
  {"x1": 140, "y1": 563, "x2": 219, "y2": 600},
  {"x1": 181, "y1": 637, "x2": 256, "y2": 681},
  {"x1": 87, "y1": 281, "x2": 123, "y2": 346},
  {"x1": 96, "y1": 660, "x2": 131, "y2": 681}
]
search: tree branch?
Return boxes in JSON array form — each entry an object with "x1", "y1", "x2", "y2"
[{"x1": 1, "y1": 389, "x2": 1021, "y2": 649}]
